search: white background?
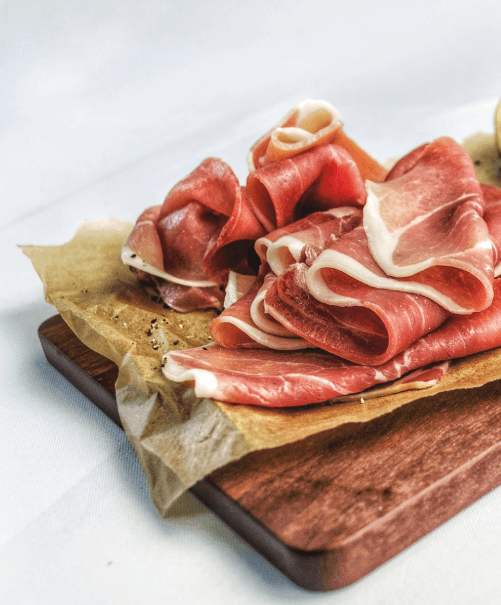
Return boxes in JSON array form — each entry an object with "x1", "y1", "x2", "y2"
[{"x1": 2, "y1": 1, "x2": 501, "y2": 603}]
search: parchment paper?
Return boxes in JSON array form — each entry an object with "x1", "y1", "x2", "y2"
[{"x1": 21, "y1": 135, "x2": 501, "y2": 514}]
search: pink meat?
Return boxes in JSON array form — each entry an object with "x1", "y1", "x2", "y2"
[
  {"x1": 124, "y1": 158, "x2": 266, "y2": 312},
  {"x1": 255, "y1": 207, "x2": 363, "y2": 275},
  {"x1": 210, "y1": 267, "x2": 309, "y2": 349},
  {"x1": 364, "y1": 137, "x2": 494, "y2": 313},
  {"x1": 265, "y1": 256, "x2": 449, "y2": 366},
  {"x1": 254, "y1": 208, "x2": 361, "y2": 261},
  {"x1": 246, "y1": 143, "x2": 366, "y2": 233},
  {"x1": 163, "y1": 280, "x2": 501, "y2": 407},
  {"x1": 153, "y1": 278, "x2": 225, "y2": 313}
]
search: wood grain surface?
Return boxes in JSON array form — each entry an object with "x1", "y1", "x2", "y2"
[{"x1": 39, "y1": 314, "x2": 501, "y2": 591}]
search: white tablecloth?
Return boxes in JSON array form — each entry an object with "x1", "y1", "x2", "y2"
[{"x1": 2, "y1": 2, "x2": 501, "y2": 603}]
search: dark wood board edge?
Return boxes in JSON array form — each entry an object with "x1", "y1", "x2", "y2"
[
  {"x1": 37, "y1": 314, "x2": 501, "y2": 591},
  {"x1": 37, "y1": 315, "x2": 328, "y2": 591}
]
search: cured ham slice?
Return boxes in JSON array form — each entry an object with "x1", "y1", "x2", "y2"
[
  {"x1": 246, "y1": 143, "x2": 366, "y2": 233},
  {"x1": 152, "y1": 277, "x2": 224, "y2": 313},
  {"x1": 363, "y1": 137, "x2": 495, "y2": 313},
  {"x1": 266, "y1": 258, "x2": 449, "y2": 365},
  {"x1": 247, "y1": 99, "x2": 388, "y2": 182},
  {"x1": 210, "y1": 268, "x2": 310, "y2": 350},
  {"x1": 255, "y1": 207, "x2": 362, "y2": 275},
  {"x1": 329, "y1": 361, "x2": 450, "y2": 403},
  {"x1": 122, "y1": 158, "x2": 265, "y2": 311},
  {"x1": 163, "y1": 280, "x2": 501, "y2": 407}
]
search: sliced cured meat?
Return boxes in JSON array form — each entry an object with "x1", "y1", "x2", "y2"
[
  {"x1": 482, "y1": 183, "x2": 501, "y2": 276},
  {"x1": 163, "y1": 280, "x2": 501, "y2": 407},
  {"x1": 255, "y1": 207, "x2": 362, "y2": 275},
  {"x1": 157, "y1": 158, "x2": 265, "y2": 282},
  {"x1": 163, "y1": 344, "x2": 391, "y2": 407},
  {"x1": 330, "y1": 361, "x2": 450, "y2": 403},
  {"x1": 266, "y1": 259, "x2": 449, "y2": 365},
  {"x1": 153, "y1": 277, "x2": 225, "y2": 313},
  {"x1": 247, "y1": 100, "x2": 343, "y2": 170},
  {"x1": 122, "y1": 202, "x2": 221, "y2": 287},
  {"x1": 122, "y1": 158, "x2": 266, "y2": 311},
  {"x1": 246, "y1": 143, "x2": 366, "y2": 233},
  {"x1": 210, "y1": 268, "x2": 310, "y2": 350},
  {"x1": 364, "y1": 137, "x2": 495, "y2": 313},
  {"x1": 247, "y1": 99, "x2": 388, "y2": 182}
]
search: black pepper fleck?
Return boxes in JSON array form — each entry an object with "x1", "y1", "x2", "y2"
[{"x1": 173, "y1": 340, "x2": 179, "y2": 345}]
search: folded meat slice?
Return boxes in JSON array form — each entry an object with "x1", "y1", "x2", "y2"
[
  {"x1": 246, "y1": 143, "x2": 366, "y2": 233},
  {"x1": 266, "y1": 258, "x2": 449, "y2": 365},
  {"x1": 364, "y1": 137, "x2": 494, "y2": 313},
  {"x1": 210, "y1": 268, "x2": 311, "y2": 350},
  {"x1": 163, "y1": 280, "x2": 501, "y2": 407},
  {"x1": 247, "y1": 99, "x2": 388, "y2": 182},
  {"x1": 255, "y1": 207, "x2": 363, "y2": 275},
  {"x1": 152, "y1": 277, "x2": 225, "y2": 313},
  {"x1": 122, "y1": 158, "x2": 266, "y2": 311},
  {"x1": 329, "y1": 361, "x2": 450, "y2": 403}
]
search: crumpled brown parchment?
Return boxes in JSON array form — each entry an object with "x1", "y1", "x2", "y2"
[{"x1": 20, "y1": 134, "x2": 501, "y2": 515}]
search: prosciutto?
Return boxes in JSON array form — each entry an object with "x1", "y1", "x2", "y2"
[
  {"x1": 247, "y1": 99, "x2": 388, "y2": 182},
  {"x1": 122, "y1": 158, "x2": 265, "y2": 311},
  {"x1": 363, "y1": 137, "x2": 494, "y2": 313},
  {"x1": 245, "y1": 143, "x2": 367, "y2": 233},
  {"x1": 163, "y1": 280, "x2": 501, "y2": 407},
  {"x1": 266, "y1": 258, "x2": 449, "y2": 366},
  {"x1": 210, "y1": 267, "x2": 311, "y2": 350},
  {"x1": 255, "y1": 207, "x2": 363, "y2": 275}
]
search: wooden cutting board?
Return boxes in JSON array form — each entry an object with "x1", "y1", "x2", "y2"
[{"x1": 39, "y1": 314, "x2": 501, "y2": 591}]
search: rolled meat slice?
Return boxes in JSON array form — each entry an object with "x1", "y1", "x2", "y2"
[
  {"x1": 210, "y1": 267, "x2": 311, "y2": 350},
  {"x1": 247, "y1": 99, "x2": 388, "y2": 182},
  {"x1": 266, "y1": 258, "x2": 449, "y2": 366},
  {"x1": 246, "y1": 143, "x2": 366, "y2": 233}
]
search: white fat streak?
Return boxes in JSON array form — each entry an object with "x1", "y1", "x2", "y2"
[
  {"x1": 286, "y1": 372, "x2": 352, "y2": 396},
  {"x1": 267, "y1": 235, "x2": 304, "y2": 275},
  {"x1": 218, "y1": 317, "x2": 310, "y2": 350},
  {"x1": 364, "y1": 185, "x2": 484, "y2": 277},
  {"x1": 250, "y1": 287, "x2": 296, "y2": 336},
  {"x1": 162, "y1": 357, "x2": 220, "y2": 399},
  {"x1": 121, "y1": 244, "x2": 219, "y2": 288},
  {"x1": 373, "y1": 369, "x2": 388, "y2": 382},
  {"x1": 306, "y1": 248, "x2": 470, "y2": 314},
  {"x1": 295, "y1": 99, "x2": 341, "y2": 125},
  {"x1": 223, "y1": 272, "x2": 256, "y2": 309},
  {"x1": 323, "y1": 207, "x2": 359, "y2": 218},
  {"x1": 274, "y1": 126, "x2": 310, "y2": 143}
]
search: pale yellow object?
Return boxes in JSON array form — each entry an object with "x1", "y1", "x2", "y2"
[
  {"x1": 21, "y1": 216, "x2": 501, "y2": 514},
  {"x1": 496, "y1": 98, "x2": 501, "y2": 154},
  {"x1": 463, "y1": 132, "x2": 501, "y2": 188}
]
